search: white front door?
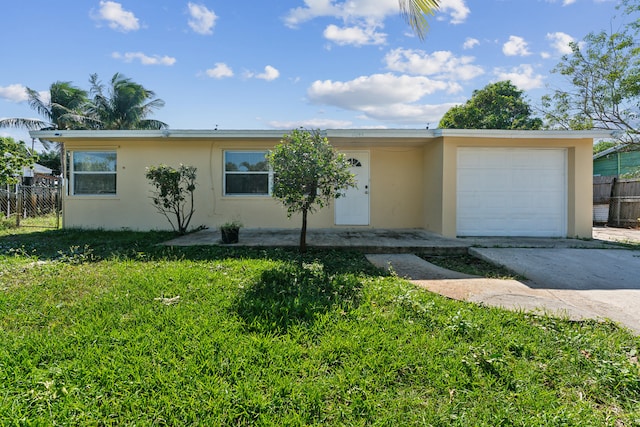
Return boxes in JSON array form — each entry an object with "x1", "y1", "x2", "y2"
[{"x1": 335, "y1": 151, "x2": 370, "y2": 225}]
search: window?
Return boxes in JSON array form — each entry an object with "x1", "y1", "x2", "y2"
[
  {"x1": 224, "y1": 151, "x2": 271, "y2": 195},
  {"x1": 71, "y1": 151, "x2": 117, "y2": 195}
]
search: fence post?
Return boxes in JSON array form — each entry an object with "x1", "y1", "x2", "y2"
[
  {"x1": 16, "y1": 185, "x2": 22, "y2": 227},
  {"x1": 56, "y1": 180, "x2": 62, "y2": 229}
]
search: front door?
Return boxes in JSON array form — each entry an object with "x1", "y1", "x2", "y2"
[{"x1": 335, "y1": 151, "x2": 370, "y2": 225}]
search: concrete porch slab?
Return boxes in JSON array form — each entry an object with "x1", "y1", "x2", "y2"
[{"x1": 162, "y1": 227, "x2": 618, "y2": 253}]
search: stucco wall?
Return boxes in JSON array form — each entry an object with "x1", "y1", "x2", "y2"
[
  {"x1": 434, "y1": 137, "x2": 594, "y2": 238},
  {"x1": 62, "y1": 138, "x2": 427, "y2": 231},
  {"x1": 60, "y1": 133, "x2": 594, "y2": 238}
]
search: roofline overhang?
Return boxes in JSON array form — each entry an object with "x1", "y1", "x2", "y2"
[{"x1": 29, "y1": 128, "x2": 616, "y2": 142}]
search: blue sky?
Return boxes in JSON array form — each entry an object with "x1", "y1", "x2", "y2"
[{"x1": 0, "y1": 0, "x2": 625, "y2": 151}]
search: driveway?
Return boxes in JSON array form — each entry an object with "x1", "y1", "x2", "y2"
[
  {"x1": 470, "y1": 248, "x2": 640, "y2": 334},
  {"x1": 367, "y1": 240, "x2": 640, "y2": 335}
]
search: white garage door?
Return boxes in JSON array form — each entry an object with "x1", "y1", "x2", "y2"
[{"x1": 457, "y1": 148, "x2": 567, "y2": 237}]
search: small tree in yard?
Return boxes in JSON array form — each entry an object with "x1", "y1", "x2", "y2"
[
  {"x1": 268, "y1": 129, "x2": 355, "y2": 253},
  {"x1": 145, "y1": 164, "x2": 197, "y2": 235},
  {"x1": 1, "y1": 137, "x2": 37, "y2": 184}
]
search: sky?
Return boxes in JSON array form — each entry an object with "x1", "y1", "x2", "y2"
[{"x1": 0, "y1": 0, "x2": 627, "y2": 151}]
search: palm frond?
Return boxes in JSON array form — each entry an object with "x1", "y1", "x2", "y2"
[
  {"x1": 399, "y1": 0, "x2": 439, "y2": 40},
  {"x1": 0, "y1": 117, "x2": 49, "y2": 131}
]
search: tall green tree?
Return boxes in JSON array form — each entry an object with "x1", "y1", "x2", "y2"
[
  {"x1": 439, "y1": 81, "x2": 543, "y2": 130},
  {"x1": 0, "y1": 81, "x2": 90, "y2": 133},
  {"x1": 0, "y1": 137, "x2": 38, "y2": 184},
  {"x1": 267, "y1": 129, "x2": 355, "y2": 253},
  {"x1": 88, "y1": 73, "x2": 168, "y2": 130},
  {"x1": 0, "y1": 81, "x2": 90, "y2": 177},
  {"x1": 36, "y1": 149, "x2": 62, "y2": 176},
  {"x1": 541, "y1": 26, "x2": 640, "y2": 143},
  {"x1": 399, "y1": 0, "x2": 440, "y2": 40}
]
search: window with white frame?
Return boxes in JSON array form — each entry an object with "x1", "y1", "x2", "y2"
[
  {"x1": 70, "y1": 151, "x2": 117, "y2": 195},
  {"x1": 224, "y1": 151, "x2": 271, "y2": 195}
]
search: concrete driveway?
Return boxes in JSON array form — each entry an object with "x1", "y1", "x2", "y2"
[
  {"x1": 470, "y1": 248, "x2": 640, "y2": 334},
  {"x1": 367, "y1": 230, "x2": 640, "y2": 335}
]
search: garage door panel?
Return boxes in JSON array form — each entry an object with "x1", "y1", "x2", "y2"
[{"x1": 457, "y1": 148, "x2": 567, "y2": 237}]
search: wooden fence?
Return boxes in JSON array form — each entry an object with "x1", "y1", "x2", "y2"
[{"x1": 593, "y1": 177, "x2": 640, "y2": 228}]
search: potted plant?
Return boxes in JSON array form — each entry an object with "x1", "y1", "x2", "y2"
[{"x1": 220, "y1": 220, "x2": 242, "y2": 244}]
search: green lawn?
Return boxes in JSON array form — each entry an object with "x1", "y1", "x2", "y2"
[{"x1": 0, "y1": 227, "x2": 639, "y2": 425}]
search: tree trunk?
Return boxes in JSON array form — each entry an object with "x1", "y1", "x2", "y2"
[{"x1": 300, "y1": 208, "x2": 308, "y2": 253}]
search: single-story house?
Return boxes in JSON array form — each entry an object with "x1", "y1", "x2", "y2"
[
  {"x1": 593, "y1": 144, "x2": 640, "y2": 177},
  {"x1": 29, "y1": 128, "x2": 611, "y2": 239}
]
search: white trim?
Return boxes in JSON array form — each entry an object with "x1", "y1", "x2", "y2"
[
  {"x1": 222, "y1": 150, "x2": 272, "y2": 196},
  {"x1": 30, "y1": 128, "x2": 615, "y2": 141}
]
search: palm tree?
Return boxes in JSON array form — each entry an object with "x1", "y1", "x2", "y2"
[
  {"x1": 0, "y1": 82, "x2": 91, "y2": 176},
  {"x1": 0, "y1": 81, "x2": 90, "y2": 133},
  {"x1": 88, "y1": 73, "x2": 168, "y2": 130},
  {"x1": 399, "y1": 0, "x2": 440, "y2": 40}
]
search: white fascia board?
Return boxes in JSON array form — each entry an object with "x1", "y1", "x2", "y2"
[
  {"x1": 432, "y1": 129, "x2": 615, "y2": 139},
  {"x1": 326, "y1": 129, "x2": 435, "y2": 138},
  {"x1": 30, "y1": 128, "x2": 615, "y2": 142},
  {"x1": 29, "y1": 129, "x2": 288, "y2": 140}
]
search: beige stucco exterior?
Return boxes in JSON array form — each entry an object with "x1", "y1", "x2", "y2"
[{"x1": 31, "y1": 129, "x2": 607, "y2": 238}]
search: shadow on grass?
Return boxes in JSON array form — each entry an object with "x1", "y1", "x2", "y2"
[
  {"x1": 234, "y1": 262, "x2": 364, "y2": 334},
  {"x1": 0, "y1": 228, "x2": 385, "y2": 276}
]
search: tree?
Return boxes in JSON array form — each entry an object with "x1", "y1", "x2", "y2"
[
  {"x1": 439, "y1": 81, "x2": 543, "y2": 130},
  {"x1": 399, "y1": 0, "x2": 440, "y2": 41},
  {"x1": 145, "y1": 164, "x2": 197, "y2": 235},
  {"x1": 541, "y1": 28, "x2": 639, "y2": 143},
  {"x1": 88, "y1": 73, "x2": 168, "y2": 130},
  {"x1": 37, "y1": 149, "x2": 62, "y2": 176},
  {"x1": 0, "y1": 81, "x2": 90, "y2": 133},
  {"x1": 0, "y1": 137, "x2": 37, "y2": 184},
  {"x1": 267, "y1": 129, "x2": 355, "y2": 253}
]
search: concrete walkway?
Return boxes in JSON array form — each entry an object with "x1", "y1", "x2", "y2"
[{"x1": 164, "y1": 227, "x2": 615, "y2": 252}]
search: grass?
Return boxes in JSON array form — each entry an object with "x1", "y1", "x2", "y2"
[
  {"x1": 0, "y1": 214, "x2": 60, "y2": 232},
  {"x1": 420, "y1": 254, "x2": 524, "y2": 279},
  {"x1": 0, "y1": 228, "x2": 639, "y2": 425}
]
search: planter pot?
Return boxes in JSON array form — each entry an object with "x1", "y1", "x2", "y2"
[{"x1": 220, "y1": 227, "x2": 239, "y2": 244}]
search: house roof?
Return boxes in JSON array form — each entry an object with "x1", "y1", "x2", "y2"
[
  {"x1": 21, "y1": 163, "x2": 53, "y2": 177},
  {"x1": 30, "y1": 128, "x2": 614, "y2": 143},
  {"x1": 593, "y1": 143, "x2": 633, "y2": 160}
]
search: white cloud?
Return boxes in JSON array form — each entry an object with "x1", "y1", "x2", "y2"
[
  {"x1": 92, "y1": 1, "x2": 140, "y2": 32},
  {"x1": 187, "y1": 3, "x2": 217, "y2": 35},
  {"x1": 384, "y1": 48, "x2": 484, "y2": 81},
  {"x1": 284, "y1": 0, "x2": 465, "y2": 28},
  {"x1": 494, "y1": 64, "x2": 545, "y2": 90},
  {"x1": 112, "y1": 52, "x2": 176, "y2": 66},
  {"x1": 546, "y1": 31, "x2": 575, "y2": 55},
  {"x1": 438, "y1": 0, "x2": 471, "y2": 24},
  {"x1": 0, "y1": 84, "x2": 29, "y2": 103},
  {"x1": 503, "y1": 36, "x2": 531, "y2": 56},
  {"x1": 246, "y1": 65, "x2": 280, "y2": 81},
  {"x1": 206, "y1": 63, "x2": 234, "y2": 78},
  {"x1": 463, "y1": 37, "x2": 479, "y2": 50},
  {"x1": 267, "y1": 118, "x2": 353, "y2": 129},
  {"x1": 0, "y1": 84, "x2": 49, "y2": 105},
  {"x1": 546, "y1": 0, "x2": 577, "y2": 5},
  {"x1": 308, "y1": 73, "x2": 457, "y2": 111},
  {"x1": 307, "y1": 71, "x2": 461, "y2": 123},
  {"x1": 284, "y1": 0, "x2": 343, "y2": 27},
  {"x1": 323, "y1": 23, "x2": 386, "y2": 46},
  {"x1": 359, "y1": 102, "x2": 459, "y2": 123}
]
